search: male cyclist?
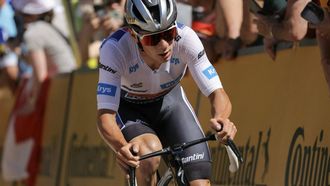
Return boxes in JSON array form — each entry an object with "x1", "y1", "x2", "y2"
[{"x1": 97, "y1": 0, "x2": 237, "y2": 185}]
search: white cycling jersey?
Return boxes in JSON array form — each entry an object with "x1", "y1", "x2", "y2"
[{"x1": 97, "y1": 23, "x2": 222, "y2": 111}]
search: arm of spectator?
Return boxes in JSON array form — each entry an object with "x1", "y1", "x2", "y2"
[
  {"x1": 217, "y1": 0, "x2": 243, "y2": 39},
  {"x1": 215, "y1": 0, "x2": 243, "y2": 60},
  {"x1": 20, "y1": 49, "x2": 48, "y2": 114},
  {"x1": 119, "y1": 0, "x2": 126, "y2": 11},
  {"x1": 30, "y1": 49, "x2": 47, "y2": 87},
  {"x1": 256, "y1": 0, "x2": 311, "y2": 41},
  {"x1": 78, "y1": 12, "x2": 101, "y2": 67},
  {"x1": 240, "y1": 0, "x2": 259, "y2": 46}
]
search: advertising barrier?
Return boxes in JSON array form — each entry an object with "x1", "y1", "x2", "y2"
[
  {"x1": 200, "y1": 46, "x2": 330, "y2": 186},
  {"x1": 58, "y1": 71, "x2": 126, "y2": 186},
  {"x1": 1, "y1": 44, "x2": 329, "y2": 186},
  {"x1": 35, "y1": 74, "x2": 72, "y2": 186}
]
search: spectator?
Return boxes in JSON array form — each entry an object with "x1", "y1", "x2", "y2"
[
  {"x1": 0, "y1": 0, "x2": 19, "y2": 93},
  {"x1": 76, "y1": 0, "x2": 124, "y2": 68},
  {"x1": 216, "y1": 0, "x2": 263, "y2": 59},
  {"x1": 2, "y1": 1, "x2": 77, "y2": 185},
  {"x1": 12, "y1": 0, "x2": 77, "y2": 113},
  {"x1": 178, "y1": 0, "x2": 260, "y2": 61},
  {"x1": 254, "y1": 0, "x2": 309, "y2": 60},
  {"x1": 240, "y1": 0, "x2": 261, "y2": 47},
  {"x1": 177, "y1": 0, "x2": 221, "y2": 63},
  {"x1": 0, "y1": 0, "x2": 17, "y2": 37}
]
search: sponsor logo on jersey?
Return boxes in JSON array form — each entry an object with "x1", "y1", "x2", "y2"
[
  {"x1": 122, "y1": 89, "x2": 170, "y2": 100},
  {"x1": 97, "y1": 83, "x2": 117, "y2": 96},
  {"x1": 198, "y1": 49, "x2": 205, "y2": 59},
  {"x1": 129, "y1": 63, "x2": 139, "y2": 73},
  {"x1": 99, "y1": 62, "x2": 117, "y2": 74},
  {"x1": 202, "y1": 66, "x2": 218, "y2": 80},
  {"x1": 170, "y1": 58, "x2": 180, "y2": 65},
  {"x1": 160, "y1": 73, "x2": 183, "y2": 89},
  {"x1": 175, "y1": 35, "x2": 182, "y2": 42}
]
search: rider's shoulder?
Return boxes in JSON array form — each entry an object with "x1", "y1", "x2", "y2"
[
  {"x1": 100, "y1": 27, "x2": 131, "y2": 49},
  {"x1": 176, "y1": 23, "x2": 199, "y2": 42},
  {"x1": 176, "y1": 22, "x2": 195, "y2": 35}
]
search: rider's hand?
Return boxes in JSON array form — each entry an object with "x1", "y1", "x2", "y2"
[
  {"x1": 210, "y1": 118, "x2": 237, "y2": 143},
  {"x1": 116, "y1": 142, "x2": 140, "y2": 179}
]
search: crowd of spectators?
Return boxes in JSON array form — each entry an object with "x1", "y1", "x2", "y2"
[{"x1": 1, "y1": 0, "x2": 330, "y2": 95}]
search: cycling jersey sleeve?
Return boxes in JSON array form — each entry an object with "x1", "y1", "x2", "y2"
[
  {"x1": 180, "y1": 27, "x2": 223, "y2": 96},
  {"x1": 97, "y1": 40, "x2": 124, "y2": 111}
]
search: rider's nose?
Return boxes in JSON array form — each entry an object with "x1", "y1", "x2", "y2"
[{"x1": 156, "y1": 39, "x2": 172, "y2": 50}]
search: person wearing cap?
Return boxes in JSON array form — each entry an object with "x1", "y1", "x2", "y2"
[
  {"x1": 97, "y1": 0, "x2": 237, "y2": 185},
  {"x1": 11, "y1": 0, "x2": 76, "y2": 112},
  {"x1": 254, "y1": 0, "x2": 310, "y2": 60}
]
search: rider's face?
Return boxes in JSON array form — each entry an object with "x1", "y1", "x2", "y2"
[
  {"x1": 142, "y1": 38, "x2": 175, "y2": 62},
  {"x1": 133, "y1": 26, "x2": 177, "y2": 62}
]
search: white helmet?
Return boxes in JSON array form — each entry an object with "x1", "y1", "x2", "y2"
[
  {"x1": 125, "y1": 0, "x2": 177, "y2": 34},
  {"x1": 13, "y1": 0, "x2": 55, "y2": 15}
]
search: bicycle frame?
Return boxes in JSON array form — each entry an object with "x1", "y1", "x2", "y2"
[{"x1": 128, "y1": 133, "x2": 243, "y2": 186}]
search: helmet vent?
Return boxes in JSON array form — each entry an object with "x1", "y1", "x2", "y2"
[
  {"x1": 166, "y1": 0, "x2": 171, "y2": 15},
  {"x1": 133, "y1": 4, "x2": 147, "y2": 23},
  {"x1": 148, "y1": 5, "x2": 160, "y2": 24}
]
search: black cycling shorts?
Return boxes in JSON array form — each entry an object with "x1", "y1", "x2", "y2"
[{"x1": 116, "y1": 84, "x2": 212, "y2": 181}]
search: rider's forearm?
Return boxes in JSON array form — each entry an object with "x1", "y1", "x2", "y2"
[
  {"x1": 97, "y1": 110, "x2": 128, "y2": 152},
  {"x1": 208, "y1": 88, "x2": 232, "y2": 119}
]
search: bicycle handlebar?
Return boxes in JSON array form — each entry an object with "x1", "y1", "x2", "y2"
[
  {"x1": 139, "y1": 133, "x2": 243, "y2": 172},
  {"x1": 129, "y1": 133, "x2": 243, "y2": 186}
]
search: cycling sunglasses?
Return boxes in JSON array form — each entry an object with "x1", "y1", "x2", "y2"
[{"x1": 133, "y1": 25, "x2": 178, "y2": 46}]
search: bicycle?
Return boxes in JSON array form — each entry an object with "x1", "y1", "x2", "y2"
[{"x1": 128, "y1": 133, "x2": 243, "y2": 186}]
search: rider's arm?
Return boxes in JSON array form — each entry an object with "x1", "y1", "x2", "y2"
[
  {"x1": 97, "y1": 36, "x2": 126, "y2": 151},
  {"x1": 208, "y1": 88, "x2": 236, "y2": 142},
  {"x1": 97, "y1": 109, "x2": 128, "y2": 152},
  {"x1": 97, "y1": 34, "x2": 140, "y2": 173},
  {"x1": 208, "y1": 88, "x2": 232, "y2": 119},
  {"x1": 180, "y1": 26, "x2": 236, "y2": 139}
]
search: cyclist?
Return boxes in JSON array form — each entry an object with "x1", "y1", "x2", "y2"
[{"x1": 97, "y1": 0, "x2": 237, "y2": 185}]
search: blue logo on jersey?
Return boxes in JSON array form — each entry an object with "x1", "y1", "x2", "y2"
[
  {"x1": 97, "y1": 83, "x2": 117, "y2": 96},
  {"x1": 170, "y1": 58, "x2": 180, "y2": 65},
  {"x1": 202, "y1": 66, "x2": 218, "y2": 80},
  {"x1": 129, "y1": 63, "x2": 139, "y2": 73},
  {"x1": 160, "y1": 73, "x2": 183, "y2": 89},
  {"x1": 109, "y1": 30, "x2": 126, "y2": 42}
]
